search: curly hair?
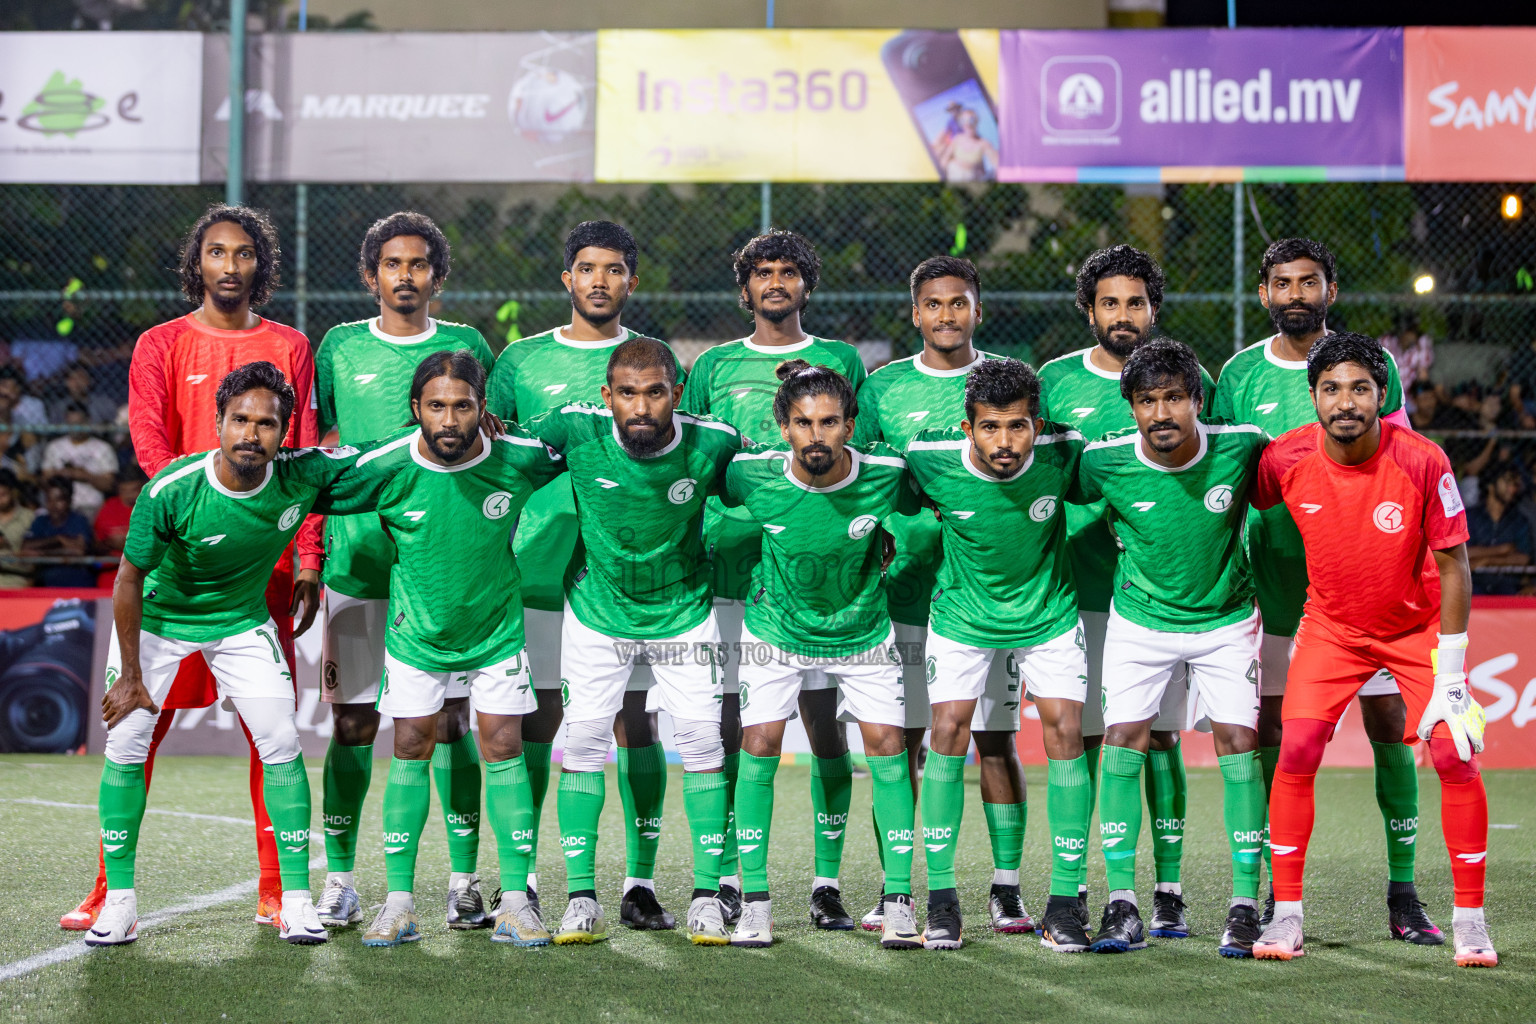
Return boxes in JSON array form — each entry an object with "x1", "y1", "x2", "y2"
[
  {"x1": 1306, "y1": 331, "x2": 1388, "y2": 392},
  {"x1": 357, "y1": 211, "x2": 451, "y2": 296},
  {"x1": 733, "y1": 230, "x2": 822, "y2": 295},
  {"x1": 1120, "y1": 338, "x2": 1205, "y2": 404},
  {"x1": 215, "y1": 360, "x2": 295, "y2": 427},
  {"x1": 1074, "y1": 245, "x2": 1164, "y2": 315},
  {"x1": 177, "y1": 203, "x2": 281, "y2": 307},
  {"x1": 964, "y1": 358, "x2": 1039, "y2": 420},
  {"x1": 1260, "y1": 237, "x2": 1337, "y2": 287},
  {"x1": 772, "y1": 358, "x2": 857, "y2": 425},
  {"x1": 910, "y1": 256, "x2": 980, "y2": 304}
]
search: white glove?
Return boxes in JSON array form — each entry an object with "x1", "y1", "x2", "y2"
[{"x1": 1416, "y1": 634, "x2": 1485, "y2": 762}]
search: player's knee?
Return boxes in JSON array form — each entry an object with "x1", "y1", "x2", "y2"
[
  {"x1": 331, "y1": 703, "x2": 380, "y2": 746},
  {"x1": 671, "y1": 718, "x2": 724, "y2": 772},
  {"x1": 561, "y1": 717, "x2": 615, "y2": 772},
  {"x1": 252, "y1": 720, "x2": 302, "y2": 765},
  {"x1": 1275, "y1": 719, "x2": 1331, "y2": 775},
  {"x1": 102, "y1": 709, "x2": 157, "y2": 764},
  {"x1": 928, "y1": 706, "x2": 970, "y2": 756},
  {"x1": 1428, "y1": 735, "x2": 1481, "y2": 783}
]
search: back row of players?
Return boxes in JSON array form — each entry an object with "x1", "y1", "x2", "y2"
[{"x1": 76, "y1": 209, "x2": 1495, "y2": 967}]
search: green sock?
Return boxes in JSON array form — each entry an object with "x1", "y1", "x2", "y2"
[
  {"x1": 811, "y1": 753, "x2": 853, "y2": 880},
  {"x1": 736, "y1": 753, "x2": 779, "y2": 894},
  {"x1": 867, "y1": 753, "x2": 916, "y2": 898},
  {"x1": 1082, "y1": 741, "x2": 1103, "y2": 892},
  {"x1": 919, "y1": 752, "x2": 966, "y2": 890},
  {"x1": 1145, "y1": 742, "x2": 1187, "y2": 885},
  {"x1": 683, "y1": 772, "x2": 728, "y2": 892},
  {"x1": 322, "y1": 739, "x2": 372, "y2": 872},
  {"x1": 718, "y1": 751, "x2": 740, "y2": 882},
  {"x1": 1098, "y1": 744, "x2": 1147, "y2": 892},
  {"x1": 99, "y1": 759, "x2": 146, "y2": 890},
  {"x1": 1372, "y1": 740, "x2": 1420, "y2": 883},
  {"x1": 617, "y1": 742, "x2": 666, "y2": 882},
  {"x1": 984, "y1": 801, "x2": 1026, "y2": 873},
  {"x1": 1259, "y1": 744, "x2": 1280, "y2": 872},
  {"x1": 522, "y1": 740, "x2": 553, "y2": 883},
  {"x1": 557, "y1": 770, "x2": 605, "y2": 894},
  {"x1": 484, "y1": 755, "x2": 533, "y2": 894},
  {"x1": 431, "y1": 733, "x2": 481, "y2": 874},
  {"x1": 263, "y1": 755, "x2": 313, "y2": 892},
  {"x1": 383, "y1": 757, "x2": 431, "y2": 892},
  {"x1": 1218, "y1": 751, "x2": 1266, "y2": 900},
  {"x1": 1047, "y1": 756, "x2": 1092, "y2": 898}
]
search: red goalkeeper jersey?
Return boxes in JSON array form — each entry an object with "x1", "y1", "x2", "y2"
[
  {"x1": 128, "y1": 312, "x2": 321, "y2": 569},
  {"x1": 1252, "y1": 420, "x2": 1469, "y2": 644}
]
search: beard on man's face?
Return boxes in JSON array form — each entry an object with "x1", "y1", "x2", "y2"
[
  {"x1": 1269, "y1": 297, "x2": 1328, "y2": 337},
  {"x1": 1093, "y1": 318, "x2": 1148, "y2": 359},
  {"x1": 617, "y1": 414, "x2": 670, "y2": 456}
]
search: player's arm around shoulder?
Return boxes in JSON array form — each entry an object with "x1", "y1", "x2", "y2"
[
  {"x1": 298, "y1": 428, "x2": 415, "y2": 515},
  {"x1": 678, "y1": 410, "x2": 743, "y2": 496},
  {"x1": 721, "y1": 439, "x2": 784, "y2": 509},
  {"x1": 494, "y1": 424, "x2": 567, "y2": 489},
  {"x1": 1067, "y1": 426, "x2": 1132, "y2": 504},
  {"x1": 521, "y1": 401, "x2": 600, "y2": 454}
]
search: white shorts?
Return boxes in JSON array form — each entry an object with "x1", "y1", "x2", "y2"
[
  {"x1": 717, "y1": 597, "x2": 833, "y2": 697},
  {"x1": 924, "y1": 625, "x2": 1077, "y2": 733},
  {"x1": 1081, "y1": 609, "x2": 1186, "y2": 737},
  {"x1": 319, "y1": 591, "x2": 393, "y2": 705},
  {"x1": 560, "y1": 604, "x2": 723, "y2": 724},
  {"x1": 737, "y1": 623, "x2": 904, "y2": 729},
  {"x1": 104, "y1": 620, "x2": 297, "y2": 764},
  {"x1": 1259, "y1": 631, "x2": 1400, "y2": 699},
  {"x1": 1102, "y1": 606, "x2": 1262, "y2": 731},
  {"x1": 529, "y1": 606, "x2": 655, "y2": 695},
  {"x1": 895, "y1": 622, "x2": 931, "y2": 729},
  {"x1": 379, "y1": 648, "x2": 535, "y2": 719}
]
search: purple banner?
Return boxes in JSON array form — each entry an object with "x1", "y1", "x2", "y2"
[{"x1": 998, "y1": 28, "x2": 1404, "y2": 178}]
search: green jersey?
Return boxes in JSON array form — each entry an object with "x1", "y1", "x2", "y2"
[
  {"x1": 526, "y1": 404, "x2": 739, "y2": 639},
  {"x1": 126, "y1": 446, "x2": 373, "y2": 644},
  {"x1": 1038, "y1": 346, "x2": 1217, "y2": 614},
  {"x1": 682, "y1": 335, "x2": 868, "y2": 600},
  {"x1": 487, "y1": 326, "x2": 684, "y2": 612},
  {"x1": 856, "y1": 349, "x2": 999, "y2": 627},
  {"x1": 1212, "y1": 335, "x2": 1405, "y2": 636},
  {"x1": 722, "y1": 442, "x2": 921, "y2": 658},
  {"x1": 1068, "y1": 421, "x2": 1266, "y2": 633},
  {"x1": 341, "y1": 427, "x2": 565, "y2": 672},
  {"x1": 315, "y1": 317, "x2": 494, "y2": 600},
  {"x1": 905, "y1": 425, "x2": 1083, "y2": 648}
]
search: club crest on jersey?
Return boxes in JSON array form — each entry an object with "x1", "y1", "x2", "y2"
[
  {"x1": 667, "y1": 477, "x2": 698, "y2": 505},
  {"x1": 482, "y1": 491, "x2": 513, "y2": 520},
  {"x1": 1373, "y1": 501, "x2": 1406, "y2": 534},
  {"x1": 848, "y1": 514, "x2": 880, "y2": 540},
  {"x1": 278, "y1": 504, "x2": 303, "y2": 531},
  {"x1": 1204, "y1": 485, "x2": 1234, "y2": 513},
  {"x1": 1029, "y1": 496, "x2": 1059, "y2": 522}
]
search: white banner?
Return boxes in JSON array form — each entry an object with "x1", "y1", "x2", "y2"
[{"x1": 0, "y1": 32, "x2": 202, "y2": 184}]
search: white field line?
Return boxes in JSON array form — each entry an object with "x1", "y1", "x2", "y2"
[{"x1": 6, "y1": 797, "x2": 254, "y2": 827}]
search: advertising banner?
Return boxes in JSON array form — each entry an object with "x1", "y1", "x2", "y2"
[
  {"x1": 998, "y1": 28, "x2": 1404, "y2": 181},
  {"x1": 201, "y1": 32, "x2": 595, "y2": 183},
  {"x1": 0, "y1": 32, "x2": 202, "y2": 184},
  {"x1": 595, "y1": 29, "x2": 1001, "y2": 183},
  {"x1": 1404, "y1": 28, "x2": 1536, "y2": 183}
]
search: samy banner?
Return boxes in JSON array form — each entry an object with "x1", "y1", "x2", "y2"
[
  {"x1": 998, "y1": 28, "x2": 1403, "y2": 182},
  {"x1": 202, "y1": 32, "x2": 595, "y2": 183},
  {"x1": 0, "y1": 32, "x2": 202, "y2": 184},
  {"x1": 1405, "y1": 28, "x2": 1536, "y2": 182},
  {"x1": 595, "y1": 29, "x2": 1000, "y2": 182}
]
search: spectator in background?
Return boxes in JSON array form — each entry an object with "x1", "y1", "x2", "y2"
[
  {"x1": 1379, "y1": 320, "x2": 1433, "y2": 395},
  {"x1": 0, "y1": 365, "x2": 48, "y2": 426},
  {"x1": 0, "y1": 383, "x2": 36, "y2": 482},
  {"x1": 1467, "y1": 462, "x2": 1535, "y2": 596},
  {"x1": 22, "y1": 476, "x2": 94, "y2": 587},
  {"x1": 40, "y1": 403, "x2": 118, "y2": 521},
  {"x1": 92, "y1": 468, "x2": 143, "y2": 588},
  {"x1": 0, "y1": 470, "x2": 34, "y2": 588},
  {"x1": 47, "y1": 362, "x2": 119, "y2": 425}
]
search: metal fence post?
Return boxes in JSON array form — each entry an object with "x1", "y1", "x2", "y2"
[
  {"x1": 295, "y1": 184, "x2": 308, "y2": 337},
  {"x1": 226, "y1": 0, "x2": 246, "y2": 206},
  {"x1": 1233, "y1": 182, "x2": 1245, "y2": 353}
]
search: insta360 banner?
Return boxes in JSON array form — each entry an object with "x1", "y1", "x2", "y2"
[{"x1": 595, "y1": 29, "x2": 1001, "y2": 183}]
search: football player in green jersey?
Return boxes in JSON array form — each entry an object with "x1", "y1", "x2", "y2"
[
  {"x1": 525, "y1": 337, "x2": 740, "y2": 948},
  {"x1": 338, "y1": 352, "x2": 566, "y2": 948},
  {"x1": 722, "y1": 361, "x2": 924, "y2": 951},
  {"x1": 680, "y1": 231, "x2": 866, "y2": 930},
  {"x1": 1212, "y1": 238, "x2": 1430, "y2": 939},
  {"x1": 1039, "y1": 245, "x2": 1211, "y2": 937},
  {"x1": 487, "y1": 222, "x2": 687, "y2": 931},
  {"x1": 313, "y1": 212, "x2": 497, "y2": 932},
  {"x1": 89, "y1": 362, "x2": 375, "y2": 948},
  {"x1": 857, "y1": 257, "x2": 1031, "y2": 934},
  {"x1": 905, "y1": 359, "x2": 1093, "y2": 952},
  {"x1": 1068, "y1": 340, "x2": 1269, "y2": 958}
]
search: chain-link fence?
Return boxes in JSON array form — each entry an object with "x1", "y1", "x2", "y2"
[{"x1": 1, "y1": 179, "x2": 1535, "y2": 587}]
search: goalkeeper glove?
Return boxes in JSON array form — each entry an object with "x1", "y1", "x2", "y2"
[{"x1": 1416, "y1": 632, "x2": 1485, "y2": 762}]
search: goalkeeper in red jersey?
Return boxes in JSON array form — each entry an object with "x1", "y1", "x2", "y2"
[
  {"x1": 1248, "y1": 332, "x2": 1495, "y2": 968},
  {"x1": 61, "y1": 204, "x2": 322, "y2": 933}
]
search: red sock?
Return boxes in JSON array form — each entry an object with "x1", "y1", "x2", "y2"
[
  {"x1": 1268, "y1": 719, "x2": 1332, "y2": 902},
  {"x1": 243, "y1": 717, "x2": 282, "y2": 889},
  {"x1": 1430, "y1": 736, "x2": 1488, "y2": 907}
]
